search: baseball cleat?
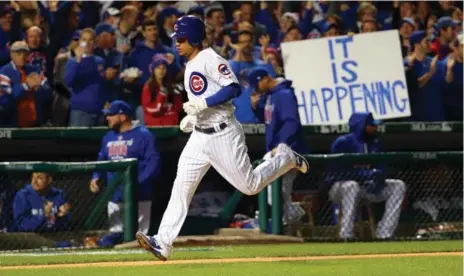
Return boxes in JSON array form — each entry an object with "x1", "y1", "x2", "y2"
[
  {"x1": 293, "y1": 151, "x2": 309, "y2": 174},
  {"x1": 272, "y1": 143, "x2": 292, "y2": 156},
  {"x1": 136, "y1": 232, "x2": 168, "y2": 261}
]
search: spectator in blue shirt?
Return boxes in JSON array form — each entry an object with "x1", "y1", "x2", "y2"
[
  {"x1": 443, "y1": 32, "x2": 463, "y2": 121},
  {"x1": 102, "y1": 7, "x2": 121, "y2": 28},
  {"x1": 405, "y1": 31, "x2": 446, "y2": 121},
  {"x1": 65, "y1": 28, "x2": 107, "y2": 126},
  {"x1": 94, "y1": 23, "x2": 124, "y2": 103},
  {"x1": 125, "y1": 19, "x2": 176, "y2": 124},
  {"x1": 0, "y1": 4, "x2": 21, "y2": 67},
  {"x1": 228, "y1": 30, "x2": 275, "y2": 124},
  {"x1": 157, "y1": 7, "x2": 183, "y2": 47},
  {"x1": 13, "y1": 172, "x2": 71, "y2": 232}
]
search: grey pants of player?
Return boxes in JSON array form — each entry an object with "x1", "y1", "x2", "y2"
[
  {"x1": 267, "y1": 170, "x2": 305, "y2": 225},
  {"x1": 329, "y1": 179, "x2": 406, "y2": 239}
]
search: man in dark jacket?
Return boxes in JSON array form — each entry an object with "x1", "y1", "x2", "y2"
[
  {"x1": 249, "y1": 68, "x2": 309, "y2": 225},
  {"x1": 0, "y1": 41, "x2": 52, "y2": 127},
  {"x1": 64, "y1": 28, "x2": 107, "y2": 126},
  {"x1": 326, "y1": 112, "x2": 406, "y2": 239},
  {"x1": 94, "y1": 23, "x2": 124, "y2": 103}
]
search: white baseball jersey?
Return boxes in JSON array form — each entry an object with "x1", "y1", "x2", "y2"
[
  {"x1": 152, "y1": 47, "x2": 298, "y2": 252},
  {"x1": 184, "y1": 47, "x2": 238, "y2": 126}
]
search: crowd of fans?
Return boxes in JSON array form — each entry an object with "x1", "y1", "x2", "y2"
[{"x1": 0, "y1": 1, "x2": 461, "y2": 128}]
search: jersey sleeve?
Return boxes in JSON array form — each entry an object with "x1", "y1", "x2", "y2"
[{"x1": 205, "y1": 51, "x2": 239, "y2": 87}]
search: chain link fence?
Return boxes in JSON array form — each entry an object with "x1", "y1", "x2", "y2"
[
  {"x1": 276, "y1": 152, "x2": 463, "y2": 240},
  {"x1": 0, "y1": 152, "x2": 462, "y2": 252},
  {"x1": 0, "y1": 160, "x2": 138, "y2": 251}
]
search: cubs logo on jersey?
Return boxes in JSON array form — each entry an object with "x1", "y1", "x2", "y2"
[
  {"x1": 218, "y1": 64, "x2": 231, "y2": 75},
  {"x1": 189, "y1": 71, "x2": 208, "y2": 95},
  {"x1": 107, "y1": 136, "x2": 133, "y2": 159}
]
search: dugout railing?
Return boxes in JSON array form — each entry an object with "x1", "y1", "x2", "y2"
[
  {"x1": 0, "y1": 152, "x2": 462, "y2": 251},
  {"x1": 256, "y1": 151, "x2": 463, "y2": 240},
  {"x1": 0, "y1": 159, "x2": 138, "y2": 250}
]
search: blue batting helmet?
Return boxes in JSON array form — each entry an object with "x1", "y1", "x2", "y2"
[{"x1": 171, "y1": 15, "x2": 205, "y2": 46}]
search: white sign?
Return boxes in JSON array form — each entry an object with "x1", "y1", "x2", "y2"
[{"x1": 281, "y1": 30, "x2": 410, "y2": 125}]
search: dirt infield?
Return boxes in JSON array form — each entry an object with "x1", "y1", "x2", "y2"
[{"x1": 1, "y1": 252, "x2": 461, "y2": 270}]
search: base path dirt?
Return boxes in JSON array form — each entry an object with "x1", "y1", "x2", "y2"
[{"x1": 1, "y1": 252, "x2": 462, "y2": 270}]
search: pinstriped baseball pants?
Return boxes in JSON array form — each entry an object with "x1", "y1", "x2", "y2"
[{"x1": 157, "y1": 119, "x2": 296, "y2": 246}]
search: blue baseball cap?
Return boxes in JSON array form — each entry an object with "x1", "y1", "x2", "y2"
[
  {"x1": 103, "y1": 7, "x2": 120, "y2": 19},
  {"x1": 436, "y1": 16, "x2": 456, "y2": 30},
  {"x1": 71, "y1": 30, "x2": 81, "y2": 40},
  {"x1": 158, "y1": 7, "x2": 184, "y2": 25},
  {"x1": 102, "y1": 100, "x2": 133, "y2": 116},
  {"x1": 187, "y1": 6, "x2": 204, "y2": 17},
  {"x1": 320, "y1": 21, "x2": 337, "y2": 34},
  {"x1": 95, "y1": 23, "x2": 115, "y2": 36},
  {"x1": 247, "y1": 68, "x2": 269, "y2": 91},
  {"x1": 409, "y1": 30, "x2": 426, "y2": 46}
]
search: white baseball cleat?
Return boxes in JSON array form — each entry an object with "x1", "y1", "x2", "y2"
[
  {"x1": 136, "y1": 232, "x2": 171, "y2": 261},
  {"x1": 271, "y1": 143, "x2": 309, "y2": 174}
]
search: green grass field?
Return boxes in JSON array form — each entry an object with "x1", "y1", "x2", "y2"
[{"x1": 0, "y1": 241, "x2": 462, "y2": 276}]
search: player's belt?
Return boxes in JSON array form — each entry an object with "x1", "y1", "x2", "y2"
[{"x1": 194, "y1": 123, "x2": 228, "y2": 134}]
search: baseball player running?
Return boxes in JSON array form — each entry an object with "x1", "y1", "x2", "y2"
[{"x1": 136, "y1": 16, "x2": 309, "y2": 261}]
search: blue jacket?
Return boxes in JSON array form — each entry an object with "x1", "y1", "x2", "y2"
[
  {"x1": 254, "y1": 79, "x2": 309, "y2": 153},
  {"x1": 408, "y1": 56, "x2": 446, "y2": 121},
  {"x1": 64, "y1": 55, "x2": 108, "y2": 114},
  {"x1": 325, "y1": 112, "x2": 385, "y2": 194},
  {"x1": 0, "y1": 11, "x2": 21, "y2": 67},
  {"x1": 0, "y1": 61, "x2": 53, "y2": 127},
  {"x1": 13, "y1": 184, "x2": 70, "y2": 232},
  {"x1": 92, "y1": 124, "x2": 161, "y2": 203},
  {"x1": 230, "y1": 60, "x2": 275, "y2": 123},
  {"x1": 443, "y1": 58, "x2": 463, "y2": 111},
  {"x1": 127, "y1": 41, "x2": 174, "y2": 85},
  {"x1": 94, "y1": 47, "x2": 124, "y2": 102}
]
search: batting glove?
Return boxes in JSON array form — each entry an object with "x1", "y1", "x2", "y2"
[
  {"x1": 183, "y1": 99, "x2": 208, "y2": 116},
  {"x1": 179, "y1": 115, "x2": 195, "y2": 133}
]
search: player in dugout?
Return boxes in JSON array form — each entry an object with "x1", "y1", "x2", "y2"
[
  {"x1": 12, "y1": 172, "x2": 71, "y2": 232},
  {"x1": 89, "y1": 100, "x2": 161, "y2": 247}
]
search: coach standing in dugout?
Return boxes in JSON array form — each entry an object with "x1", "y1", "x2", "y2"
[
  {"x1": 248, "y1": 68, "x2": 310, "y2": 226},
  {"x1": 89, "y1": 100, "x2": 160, "y2": 247}
]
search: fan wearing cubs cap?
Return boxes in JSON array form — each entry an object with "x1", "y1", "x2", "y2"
[
  {"x1": 136, "y1": 15, "x2": 309, "y2": 261},
  {"x1": 89, "y1": 100, "x2": 160, "y2": 248},
  {"x1": 430, "y1": 16, "x2": 458, "y2": 60}
]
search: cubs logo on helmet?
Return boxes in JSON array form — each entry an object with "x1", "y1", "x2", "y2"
[
  {"x1": 189, "y1": 72, "x2": 208, "y2": 95},
  {"x1": 218, "y1": 64, "x2": 231, "y2": 75}
]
